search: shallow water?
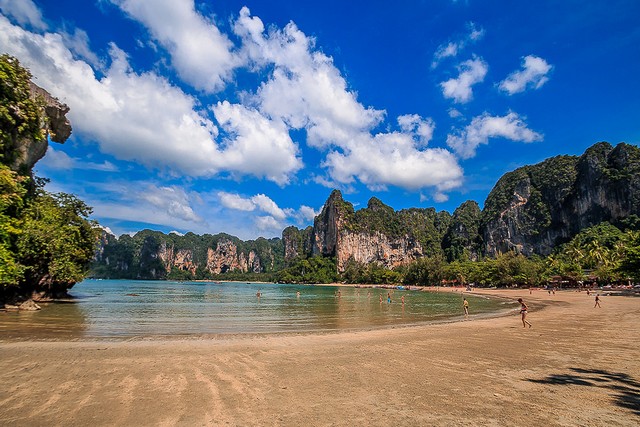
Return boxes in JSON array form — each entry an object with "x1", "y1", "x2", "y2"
[{"x1": 0, "y1": 280, "x2": 512, "y2": 339}]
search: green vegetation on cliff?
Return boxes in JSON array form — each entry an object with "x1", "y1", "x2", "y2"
[
  {"x1": 348, "y1": 197, "x2": 451, "y2": 257},
  {"x1": 91, "y1": 229, "x2": 285, "y2": 280},
  {"x1": 0, "y1": 54, "x2": 45, "y2": 168},
  {"x1": 0, "y1": 55, "x2": 98, "y2": 300}
]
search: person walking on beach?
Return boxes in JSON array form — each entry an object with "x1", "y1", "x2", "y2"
[
  {"x1": 518, "y1": 298, "x2": 532, "y2": 328},
  {"x1": 463, "y1": 298, "x2": 469, "y2": 318},
  {"x1": 594, "y1": 293, "x2": 601, "y2": 308}
]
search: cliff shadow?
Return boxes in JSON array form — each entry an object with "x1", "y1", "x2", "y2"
[{"x1": 527, "y1": 367, "x2": 640, "y2": 416}]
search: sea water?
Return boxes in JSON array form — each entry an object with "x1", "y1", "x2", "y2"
[{"x1": 0, "y1": 279, "x2": 512, "y2": 339}]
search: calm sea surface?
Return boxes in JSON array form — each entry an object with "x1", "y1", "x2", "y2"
[{"x1": 0, "y1": 280, "x2": 512, "y2": 339}]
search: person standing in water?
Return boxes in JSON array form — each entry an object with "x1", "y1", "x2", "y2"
[
  {"x1": 517, "y1": 298, "x2": 532, "y2": 328},
  {"x1": 463, "y1": 298, "x2": 469, "y2": 318}
]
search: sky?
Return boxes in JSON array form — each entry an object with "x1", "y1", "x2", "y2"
[{"x1": 0, "y1": 0, "x2": 639, "y2": 240}]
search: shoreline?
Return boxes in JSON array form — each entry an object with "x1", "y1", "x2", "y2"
[{"x1": 1, "y1": 289, "x2": 638, "y2": 426}]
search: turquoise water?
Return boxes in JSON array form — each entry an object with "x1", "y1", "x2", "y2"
[{"x1": 0, "y1": 280, "x2": 511, "y2": 339}]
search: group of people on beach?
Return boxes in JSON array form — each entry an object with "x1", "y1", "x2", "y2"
[
  {"x1": 257, "y1": 287, "x2": 602, "y2": 329},
  {"x1": 514, "y1": 290, "x2": 602, "y2": 328}
]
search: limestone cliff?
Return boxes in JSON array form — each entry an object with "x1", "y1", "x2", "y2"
[
  {"x1": 92, "y1": 230, "x2": 280, "y2": 279},
  {"x1": 286, "y1": 190, "x2": 450, "y2": 272},
  {"x1": 8, "y1": 82, "x2": 71, "y2": 172},
  {"x1": 482, "y1": 142, "x2": 640, "y2": 256},
  {"x1": 93, "y1": 142, "x2": 640, "y2": 278}
]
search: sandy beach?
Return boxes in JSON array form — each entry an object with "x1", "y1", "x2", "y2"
[{"x1": 1, "y1": 288, "x2": 638, "y2": 426}]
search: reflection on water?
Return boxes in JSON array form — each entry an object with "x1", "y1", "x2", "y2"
[{"x1": 0, "y1": 280, "x2": 510, "y2": 340}]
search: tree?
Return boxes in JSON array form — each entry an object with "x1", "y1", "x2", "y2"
[
  {"x1": 0, "y1": 165, "x2": 26, "y2": 287},
  {"x1": 15, "y1": 189, "x2": 99, "y2": 296},
  {"x1": 617, "y1": 231, "x2": 640, "y2": 281}
]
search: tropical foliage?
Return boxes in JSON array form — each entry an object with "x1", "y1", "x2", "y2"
[{"x1": 0, "y1": 55, "x2": 99, "y2": 300}]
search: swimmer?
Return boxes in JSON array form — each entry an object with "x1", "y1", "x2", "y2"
[{"x1": 463, "y1": 298, "x2": 469, "y2": 317}]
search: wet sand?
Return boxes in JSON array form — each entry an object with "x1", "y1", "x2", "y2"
[{"x1": 1, "y1": 289, "x2": 638, "y2": 426}]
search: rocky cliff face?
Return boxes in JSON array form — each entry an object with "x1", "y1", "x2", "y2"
[
  {"x1": 482, "y1": 142, "x2": 640, "y2": 256},
  {"x1": 285, "y1": 190, "x2": 449, "y2": 272},
  {"x1": 92, "y1": 230, "x2": 279, "y2": 279},
  {"x1": 94, "y1": 142, "x2": 640, "y2": 277},
  {"x1": 9, "y1": 83, "x2": 72, "y2": 172}
]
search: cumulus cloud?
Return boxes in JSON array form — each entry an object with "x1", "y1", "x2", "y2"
[
  {"x1": 110, "y1": 0, "x2": 237, "y2": 92},
  {"x1": 234, "y1": 8, "x2": 384, "y2": 150},
  {"x1": 446, "y1": 112, "x2": 543, "y2": 159},
  {"x1": 440, "y1": 56, "x2": 488, "y2": 103},
  {"x1": 323, "y1": 132, "x2": 463, "y2": 192},
  {"x1": 250, "y1": 194, "x2": 287, "y2": 220},
  {"x1": 212, "y1": 101, "x2": 302, "y2": 185},
  {"x1": 138, "y1": 184, "x2": 203, "y2": 223},
  {"x1": 218, "y1": 191, "x2": 256, "y2": 212},
  {"x1": 431, "y1": 22, "x2": 484, "y2": 68},
  {"x1": 0, "y1": 16, "x2": 302, "y2": 184},
  {"x1": 218, "y1": 192, "x2": 287, "y2": 220},
  {"x1": 234, "y1": 7, "x2": 463, "y2": 194},
  {"x1": 1, "y1": 4, "x2": 469, "y2": 202},
  {"x1": 499, "y1": 55, "x2": 552, "y2": 95},
  {"x1": 397, "y1": 114, "x2": 435, "y2": 147},
  {"x1": 0, "y1": 0, "x2": 46, "y2": 30}
]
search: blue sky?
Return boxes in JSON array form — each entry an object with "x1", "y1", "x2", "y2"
[{"x1": 0, "y1": 0, "x2": 638, "y2": 240}]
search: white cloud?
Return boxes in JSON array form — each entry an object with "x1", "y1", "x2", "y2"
[
  {"x1": 234, "y1": 7, "x2": 384, "y2": 150},
  {"x1": 0, "y1": 0, "x2": 46, "y2": 30},
  {"x1": 432, "y1": 22, "x2": 484, "y2": 68},
  {"x1": 61, "y1": 28, "x2": 102, "y2": 70},
  {"x1": 234, "y1": 8, "x2": 462, "y2": 194},
  {"x1": 218, "y1": 192, "x2": 287, "y2": 220},
  {"x1": 446, "y1": 112, "x2": 543, "y2": 159},
  {"x1": 138, "y1": 184, "x2": 203, "y2": 223},
  {"x1": 218, "y1": 191, "x2": 256, "y2": 211},
  {"x1": 212, "y1": 101, "x2": 302, "y2": 185},
  {"x1": 448, "y1": 108, "x2": 463, "y2": 119},
  {"x1": 0, "y1": 17, "x2": 303, "y2": 185},
  {"x1": 397, "y1": 114, "x2": 435, "y2": 147},
  {"x1": 499, "y1": 55, "x2": 552, "y2": 95},
  {"x1": 250, "y1": 194, "x2": 287, "y2": 220},
  {"x1": 40, "y1": 147, "x2": 118, "y2": 172},
  {"x1": 433, "y1": 192, "x2": 449, "y2": 203},
  {"x1": 297, "y1": 205, "x2": 319, "y2": 222},
  {"x1": 111, "y1": 0, "x2": 237, "y2": 92},
  {"x1": 254, "y1": 215, "x2": 281, "y2": 232},
  {"x1": 323, "y1": 132, "x2": 463, "y2": 192},
  {"x1": 2, "y1": 4, "x2": 469, "y2": 204},
  {"x1": 440, "y1": 56, "x2": 488, "y2": 103}
]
